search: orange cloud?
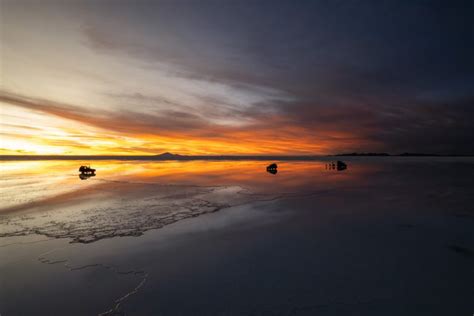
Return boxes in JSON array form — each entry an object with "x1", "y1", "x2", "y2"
[{"x1": 0, "y1": 92, "x2": 376, "y2": 155}]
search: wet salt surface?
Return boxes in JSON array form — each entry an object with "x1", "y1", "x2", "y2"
[
  {"x1": 1, "y1": 158, "x2": 473, "y2": 315},
  {"x1": 0, "y1": 183, "x2": 268, "y2": 243},
  {"x1": 0, "y1": 160, "x2": 347, "y2": 244}
]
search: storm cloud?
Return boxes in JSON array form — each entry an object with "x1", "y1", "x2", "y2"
[{"x1": 1, "y1": 0, "x2": 473, "y2": 154}]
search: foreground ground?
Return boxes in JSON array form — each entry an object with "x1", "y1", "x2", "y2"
[{"x1": 1, "y1": 158, "x2": 473, "y2": 315}]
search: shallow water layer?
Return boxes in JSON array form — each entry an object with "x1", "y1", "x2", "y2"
[
  {"x1": 0, "y1": 160, "x2": 366, "y2": 243},
  {"x1": 1, "y1": 158, "x2": 473, "y2": 315}
]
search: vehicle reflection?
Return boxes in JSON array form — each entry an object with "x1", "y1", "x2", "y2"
[
  {"x1": 79, "y1": 173, "x2": 96, "y2": 180},
  {"x1": 266, "y1": 163, "x2": 278, "y2": 174}
]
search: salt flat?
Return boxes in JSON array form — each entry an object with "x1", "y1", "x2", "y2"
[{"x1": 1, "y1": 158, "x2": 473, "y2": 315}]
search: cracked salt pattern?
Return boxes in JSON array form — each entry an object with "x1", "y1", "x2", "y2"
[
  {"x1": 36, "y1": 247, "x2": 148, "y2": 316},
  {"x1": 0, "y1": 182, "x2": 272, "y2": 243},
  {"x1": 1, "y1": 161, "x2": 325, "y2": 244}
]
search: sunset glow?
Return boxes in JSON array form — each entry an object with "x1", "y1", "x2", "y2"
[
  {"x1": 0, "y1": 96, "x2": 368, "y2": 155},
  {"x1": 1, "y1": 1, "x2": 472, "y2": 155}
]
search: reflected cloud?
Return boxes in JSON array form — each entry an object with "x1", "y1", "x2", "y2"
[
  {"x1": 0, "y1": 160, "x2": 374, "y2": 214},
  {"x1": 0, "y1": 159, "x2": 378, "y2": 244}
]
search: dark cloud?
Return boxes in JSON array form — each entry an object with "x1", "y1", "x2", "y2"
[
  {"x1": 82, "y1": 0, "x2": 473, "y2": 94},
  {"x1": 3, "y1": 0, "x2": 474, "y2": 154},
  {"x1": 269, "y1": 96, "x2": 474, "y2": 154}
]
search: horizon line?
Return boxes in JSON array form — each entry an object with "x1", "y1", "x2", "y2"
[{"x1": 1, "y1": 153, "x2": 473, "y2": 161}]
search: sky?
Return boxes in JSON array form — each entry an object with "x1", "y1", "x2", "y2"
[{"x1": 0, "y1": 0, "x2": 473, "y2": 155}]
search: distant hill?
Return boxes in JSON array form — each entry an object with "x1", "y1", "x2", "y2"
[
  {"x1": 0, "y1": 153, "x2": 321, "y2": 161},
  {"x1": 398, "y1": 152, "x2": 440, "y2": 157},
  {"x1": 335, "y1": 152, "x2": 390, "y2": 156},
  {"x1": 336, "y1": 152, "x2": 444, "y2": 157},
  {"x1": 155, "y1": 152, "x2": 184, "y2": 159},
  {"x1": 152, "y1": 152, "x2": 321, "y2": 161}
]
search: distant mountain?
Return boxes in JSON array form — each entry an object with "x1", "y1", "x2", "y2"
[
  {"x1": 155, "y1": 152, "x2": 184, "y2": 159},
  {"x1": 398, "y1": 152, "x2": 440, "y2": 157},
  {"x1": 335, "y1": 152, "x2": 390, "y2": 156},
  {"x1": 335, "y1": 152, "x2": 445, "y2": 157},
  {"x1": 152, "y1": 152, "x2": 321, "y2": 161}
]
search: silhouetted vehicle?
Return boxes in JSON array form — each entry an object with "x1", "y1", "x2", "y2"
[
  {"x1": 336, "y1": 160, "x2": 347, "y2": 171},
  {"x1": 267, "y1": 163, "x2": 278, "y2": 174},
  {"x1": 326, "y1": 161, "x2": 347, "y2": 171},
  {"x1": 79, "y1": 165, "x2": 96, "y2": 175}
]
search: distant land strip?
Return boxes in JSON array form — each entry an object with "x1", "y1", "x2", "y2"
[
  {"x1": 0, "y1": 154, "x2": 323, "y2": 161},
  {"x1": 0, "y1": 152, "x2": 472, "y2": 161}
]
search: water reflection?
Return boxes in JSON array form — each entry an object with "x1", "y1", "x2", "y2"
[
  {"x1": 2, "y1": 159, "x2": 473, "y2": 316},
  {"x1": 0, "y1": 160, "x2": 369, "y2": 212},
  {"x1": 266, "y1": 163, "x2": 278, "y2": 175},
  {"x1": 79, "y1": 173, "x2": 96, "y2": 180}
]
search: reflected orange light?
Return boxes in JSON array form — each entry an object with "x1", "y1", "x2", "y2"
[{"x1": 1, "y1": 160, "x2": 378, "y2": 212}]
